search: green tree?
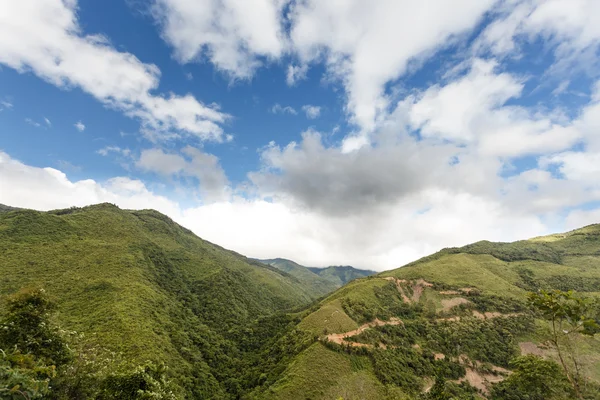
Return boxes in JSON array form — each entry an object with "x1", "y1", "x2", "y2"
[
  {"x1": 527, "y1": 290, "x2": 600, "y2": 399},
  {"x1": 490, "y1": 355, "x2": 573, "y2": 400},
  {"x1": 0, "y1": 288, "x2": 69, "y2": 366}
]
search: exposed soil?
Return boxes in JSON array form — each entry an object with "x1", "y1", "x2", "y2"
[
  {"x1": 519, "y1": 341, "x2": 544, "y2": 357},
  {"x1": 384, "y1": 277, "x2": 433, "y2": 304},
  {"x1": 439, "y1": 290, "x2": 460, "y2": 295},
  {"x1": 441, "y1": 297, "x2": 470, "y2": 311},
  {"x1": 324, "y1": 317, "x2": 403, "y2": 348}
]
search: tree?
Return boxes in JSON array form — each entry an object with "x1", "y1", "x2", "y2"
[
  {"x1": 0, "y1": 288, "x2": 69, "y2": 366},
  {"x1": 490, "y1": 355, "x2": 573, "y2": 400},
  {"x1": 0, "y1": 288, "x2": 68, "y2": 400},
  {"x1": 527, "y1": 290, "x2": 600, "y2": 399}
]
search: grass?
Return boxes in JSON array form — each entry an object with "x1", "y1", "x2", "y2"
[
  {"x1": 267, "y1": 223, "x2": 600, "y2": 398},
  {"x1": 258, "y1": 343, "x2": 392, "y2": 400}
]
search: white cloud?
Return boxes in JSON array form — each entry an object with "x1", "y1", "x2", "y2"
[
  {"x1": 405, "y1": 58, "x2": 581, "y2": 157},
  {"x1": 0, "y1": 100, "x2": 13, "y2": 111},
  {"x1": 74, "y1": 121, "x2": 86, "y2": 132},
  {"x1": 301, "y1": 105, "x2": 321, "y2": 119},
  {"x1": 153, "y1": 0, "x2": 287, "y2": 78},
  {"x1": 97, "y1": 146, "x2": 131, "y2": 157},
  {"x1": 136, "y1": 147, "x2": 230, "y2": 202},
  {"x1": 25, "y1": 118, "x2": 41, "y2": 128},
  {"x1": 477, "y1": 0, "x2": 600, "y2": 73},
  {"x1": 0, "y1": 150, "x2": 554, "y2": 270},
  {"x1": 270, "y1": 103, "x2": 297, "y2": 115},
  {"x1": 289, "y1": 0, "x2": 496, "y2": 135},
  {"x1": 286, "y1": 64, "x2": 308, "y2": 86},
  {"x1": 44, "y1": 117, "x2": 52, "y2": 127},
  {"x1": 0, "y1": 0, "x2": 228, "y2": 142}
]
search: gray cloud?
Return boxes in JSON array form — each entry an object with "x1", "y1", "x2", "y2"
[
  {"x1": 249, "y1": 128, "x2": 457, "y2": 216},
  {"x1": 137, "y1": 147, "x2": 230, "y2": 202}
]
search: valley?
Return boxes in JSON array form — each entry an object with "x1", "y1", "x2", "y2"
[{"x1": 1, "y1": 204, "x2": 599, "y2": 399}]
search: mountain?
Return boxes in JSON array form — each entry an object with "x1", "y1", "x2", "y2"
[
  {"x1": 0, "y1": 203, "x2": 20, "y2": 213},
  {"x1": 2, "y1": 204, "x2": 599, "y2": 399},
  {"x1": 252, "y1": 225, "x2": 600, "y2": 399},
  {"x1": 0, "y1": 203, "x2": 320, "y2": 398},
  {"x1": 259, "y1": 258, "x2": 340, "y2": 298},
  {"x1": 260, "y1": 259, "x2": 376, "y2": 297},
  {"x1": 308, "y1": 265, "x2": 377, "y2": 286}
]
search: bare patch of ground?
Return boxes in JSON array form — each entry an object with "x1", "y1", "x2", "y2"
[
  {"x1": 384, "y1": 277, "x2": 433, "y2": 303},
  {"x1": 453, "y1": 356, "x2": 511, "y2": 394},
  {"x1": 324, "y1": 317, "x2": 403, "y2": 348},
  {"x1": 519, "y1": 341, "x2": 544, "y2": 357},
  {"x1": 441, "y1": 297, "x2": 470, "y2": 311}
]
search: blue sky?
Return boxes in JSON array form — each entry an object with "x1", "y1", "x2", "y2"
[{"x1": 1, "y1": 0, "x2": 600, "y2": 270}]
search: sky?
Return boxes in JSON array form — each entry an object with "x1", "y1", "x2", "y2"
[{"x1": 1, "y1": 0, "x2": 600, "y2": 271}]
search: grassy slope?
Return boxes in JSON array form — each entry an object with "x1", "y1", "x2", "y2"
[
  {"x1": 307, "y1": 265, "x2": 377, "y2": 286},
  {"x1": 260, "y1": 258, "x2": 339, "y2": 298},
  {"x1": 261, "y1": 224, "x2": 600, "y2": 399},
  {"x1": 0, "y1": 204, "x2": 316, "y2": 397}
]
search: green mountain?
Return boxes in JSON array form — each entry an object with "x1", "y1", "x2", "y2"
[
  {"x1": 0, "y1": 203, "x2": 19, "y2": 213},
  {"x1": 0, "y1": 203, "x2": 319, "y2": 398},
  {"x1": 259, "y1": 258, "x2": 339, "y2": 298},
  {"x1": 260, "y1": 259, "x2": 376, "y2": 298},
  {"x1": 253, "y1": 225, "x2": 600, "y2": 399},
  {"x1": 308, "y1": 265, "x2": 377, "y2": 286},
  {"x1": 2, "y1": 204, "x2": 599, "y2": 399}
]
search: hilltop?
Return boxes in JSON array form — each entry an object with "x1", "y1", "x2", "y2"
[{"x1": 253, "y1": 224, "x2": 600, "y2": 399}]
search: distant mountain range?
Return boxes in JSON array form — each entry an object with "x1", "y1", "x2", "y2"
[{"x1": 258, "y1": 258, "x2": 376, "y2": 298}]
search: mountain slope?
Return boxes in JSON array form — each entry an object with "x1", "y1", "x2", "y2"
[
  {"x1": 0, "y1": 203, "x2": 317, "y2": 398},
  {"x1": 254, "y1": 225, "x2": 600, "y2": 399},
  {"x1": 308, "y1": 265, "x2": 377, "y2": 286},
  {"x1": 260, "y1": 258, "x2": 340, "y2": 298}
]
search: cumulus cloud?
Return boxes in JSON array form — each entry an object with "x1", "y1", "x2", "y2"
[
  {"x1": 136, "y1": 147, "x2": 230, "y2": 202},
  {"x1": 152, "y1": 0, "x2": 287, "y2": 78},
  {"x1": 0, "y1": 150, "x2": 554, "y2": 270},
  {"x1": 288, "y1": 0, "x2": 495, "y2": 135},
  {"x1": 301, "y1": 105, "x2": 321, "y2": 119},
  {"x1": 476, "y1": 0, "x2": 600, "y2": 73},
  {"x1": 286, "y1": 64, "x2": 308, "y2": 86},
  {"x1": 0, "y1": 0, "x2": 228, "y2": 142},
  {"x1": 405, "y1": 59, "x2": 581, "y2": 157}
]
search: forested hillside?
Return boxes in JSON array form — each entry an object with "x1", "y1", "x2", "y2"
[
  {"x1": 308, "y1": 265, "x2": 376, "y2": 287},
  {"x1": 260, "y1": 258, "x2": 376, "y2": 298},
  {"x1": 0, "y1": 204, "x2": 321, "y2": 398},
  {"x1": 1, "y1": 204, "x2": 599, "y2": 399},
  {"x1": 253, "y1": 225, "x2": 600, "y2": 399}
]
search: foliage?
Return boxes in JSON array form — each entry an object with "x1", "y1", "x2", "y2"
[
  {"x1": 0, "y1": 349, "x2": 55, "y2": 400},
  {"x1": 0, "y1": 288, "x2": 70, "y2": 367},
  {"x1": 528, "y1": 290, "x2": 600, "y2": 398},
  {"x1": 490, "y1": 355, "x2": 573, "y2": 400},
  {"x1": 95, "y1": 363, "x2": 177, "y2": 400}
]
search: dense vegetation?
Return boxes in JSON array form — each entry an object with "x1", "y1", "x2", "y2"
[
  {"x1": 0, "y1": 204, "x2": 322, "y2": 398},
  {"x1": 307, "y1": 265, "x2": 377, "y2": 287},
  {"x1": 261, "y1": 259, "x2": 376, "y2": 298},
  {"x1": 1, "y1": 204, "x2": 600, "y2": 399},
  {"x1": 258, "y1": 224, "x2": 600, "y2": 399}
]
